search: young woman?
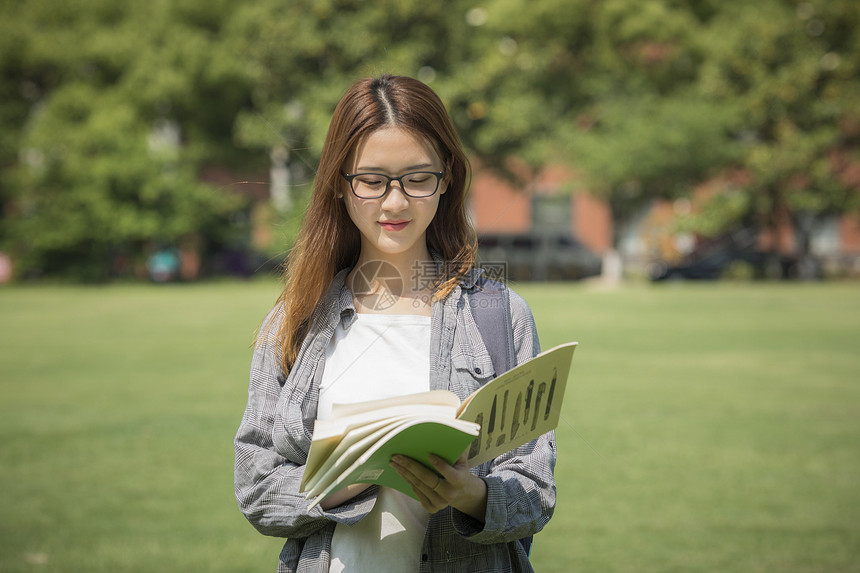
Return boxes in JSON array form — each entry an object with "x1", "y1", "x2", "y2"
[{"x1": 234, "y1": 75, "x2": 556, "y2": 572}]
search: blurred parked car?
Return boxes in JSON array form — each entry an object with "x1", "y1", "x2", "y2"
[
  {"x1": 477, "y1": 233, "x2": 602, "y2": 281},
  {"x1": 648, "y1": 248, "x2": 801, "y2": 281}
]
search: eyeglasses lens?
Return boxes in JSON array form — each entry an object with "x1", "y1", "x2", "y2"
[{"x1": 352, "y1": 172, "x2": 439, "y2": 199}]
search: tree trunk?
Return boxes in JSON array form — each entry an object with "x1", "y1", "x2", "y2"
[
  {"x1": 792, "y1": 210, "x2": 820, "y2": 280},
  {"x1": 763, "y1": 184, "x2": 785, "y2": 280},
  {"x1": 601, "y1": 197, "x2": 628, "y2": 284}
]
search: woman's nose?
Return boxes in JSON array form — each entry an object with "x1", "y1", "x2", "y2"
[{"x1": 381, "y1": 182, "x2": 409, "y2": 210}]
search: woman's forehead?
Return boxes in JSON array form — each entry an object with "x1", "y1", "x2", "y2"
[{"x1": 349, "y1": 126, "x2": 442, "y2": 170}]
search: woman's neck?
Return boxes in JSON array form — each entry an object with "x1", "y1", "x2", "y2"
[{"x1": 348, "y1": 246, "x2": 438, "y2": 315}]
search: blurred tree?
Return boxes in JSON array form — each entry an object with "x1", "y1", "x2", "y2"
[
  {"x1": 567, "y1": 0, "x2": 740, "y2": 266},
  {"x1": 225, "y1": 0, "x2": 593, "y2": 178},
  {"x1": 431, "y1": 0, "x2": 596, "y2": 171},
  {"x1": 463, "y1": 0, "x2": 741, "y2": 275},
  {"x1": 691, "y1": 0, "x2": 860, "y2": 276},
  {"x1": 1, "y1": 0, "x2": 255, "y2": 280},
  {"x1": 2, "y1": 0, "x2": 858, "y2": 281},
  {"x1": 226, "y1": 0, "x2": 484, "y2": 167},
  {"x1": 470, "y1": 0, "x2": 859, "y2": 277}
]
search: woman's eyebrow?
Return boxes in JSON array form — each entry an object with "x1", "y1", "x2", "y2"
[{"x1": 354, "y1": 163, "x2": 435, "y2": 172}]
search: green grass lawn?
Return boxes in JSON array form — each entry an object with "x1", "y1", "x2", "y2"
[{"x1": 1, "y1": 280, "x2": 858, "y2": 572}]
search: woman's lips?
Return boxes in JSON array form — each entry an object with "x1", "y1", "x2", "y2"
[{"x1": 379, "y1": 220, "x2": 410, "y2": 231}]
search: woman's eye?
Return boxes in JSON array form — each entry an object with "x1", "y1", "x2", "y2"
[
  {"x1": 356, "y1": 176, "x2": 385, "y2": 187},
  {"x1": 405, "y1": 175, "x2": 430, "y2": 184}
]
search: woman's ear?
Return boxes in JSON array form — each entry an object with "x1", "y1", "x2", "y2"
[{"x1": 440, "y1": 160, "x2": 453, "y2": 195}]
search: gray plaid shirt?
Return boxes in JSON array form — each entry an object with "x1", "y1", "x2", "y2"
[{"x1": 234, "y1": 268, "x2": 556, "y2": 572}]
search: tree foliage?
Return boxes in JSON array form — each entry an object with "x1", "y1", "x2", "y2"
[
  {"x1": 1, "y1": 0, "x2": 253, "y2": 280},
  {"x1": 1, "y1": 0, "x2": 858, "y2": 280},
  {"x1": 694, "y1": 0, "x2": 860, "y2": 240}
]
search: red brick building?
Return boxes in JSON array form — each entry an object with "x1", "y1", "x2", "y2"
[
  {"x1": 468, "y1": 164, "x2": 609, "y2": 280},
  {"x1": 468, "y1": 163, "x2": 860, "y2": 279}
]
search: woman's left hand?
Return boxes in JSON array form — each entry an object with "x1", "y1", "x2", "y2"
[{"x1": 390, "y1": 451, "x2": 487, "y2": 521}]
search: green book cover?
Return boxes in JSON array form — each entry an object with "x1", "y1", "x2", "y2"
[{"x1": 306, "y1": 419, "x2": 478, "y2": 508}]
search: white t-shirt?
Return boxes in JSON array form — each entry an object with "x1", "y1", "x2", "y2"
[{"x1": 318, "y1": 313, "x2": 432, "y2": 573}]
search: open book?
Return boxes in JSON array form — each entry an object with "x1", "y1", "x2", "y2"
[{"x1": 301, "y1": 341, "x2": 577, "y2": 509}]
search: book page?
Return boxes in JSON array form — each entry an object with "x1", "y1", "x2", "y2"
[
  {"x1": 302, "y1": 416, "x2": 410, "y2": 492},
  {"x1": 330, "y1": 389, "x2": 460, "y2": 418},
  {"x1": 312, "y1": 399, "x2": 459, "y2": 441},
  {"x1": 458, "y1": 342, "x2": 577, "y2": 467},
  {"x1": 303, "y1": 417, "x2": 414, "y2": 497}
]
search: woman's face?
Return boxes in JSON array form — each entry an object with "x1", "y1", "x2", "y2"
[{"x1": 342, "y1": 126, "x2": 447, "y2": 264}]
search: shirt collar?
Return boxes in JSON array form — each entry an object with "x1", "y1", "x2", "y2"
[
  {"x1": 321, "y1": 267, "x2": 356, "y2": 330},
  {"x1": 430, "y1": 249, "x2": 483, "y2": 290}
]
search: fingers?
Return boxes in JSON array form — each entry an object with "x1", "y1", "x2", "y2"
[
  {"x1": 390, "y1": 452, "x2": 487, "y2": 520},
  {"x1": 389, "y1": 455, "x2": 443, "y2": 493},
  {"x1": 390, "y1": 455, "x2": 440, "y2": 488},
  {"x1": 389, "y1": 455, "x2": 449, "y2": 512},
  {"x1": 429, "y1": 452, "x2": 468, "y2": 480}
]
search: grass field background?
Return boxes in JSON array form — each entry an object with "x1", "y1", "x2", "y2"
[{"x1": 1, "y1": 280, "x2": 858, "y2": 572}]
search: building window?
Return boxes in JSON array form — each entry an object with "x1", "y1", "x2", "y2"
[{"x1": 531, "y1": 194, "x2": 571, "y2": 235}]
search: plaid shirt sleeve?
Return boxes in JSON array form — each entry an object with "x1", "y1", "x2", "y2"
[{"x1": 233, "y1": 306, "x2": 374, "y2": 542}]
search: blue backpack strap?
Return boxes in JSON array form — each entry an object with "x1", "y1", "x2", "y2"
[{"x1": 467, "y1": 275, "x2": 534, "y2": 558}]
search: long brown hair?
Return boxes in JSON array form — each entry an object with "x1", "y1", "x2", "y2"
[{"x1": 271, "y1": 75, "x2": 476, "y2": 374}]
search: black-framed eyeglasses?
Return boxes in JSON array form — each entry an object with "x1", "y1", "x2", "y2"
[{"x1": 341, "y1": 170, "x2": 445, "y2": 199}]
